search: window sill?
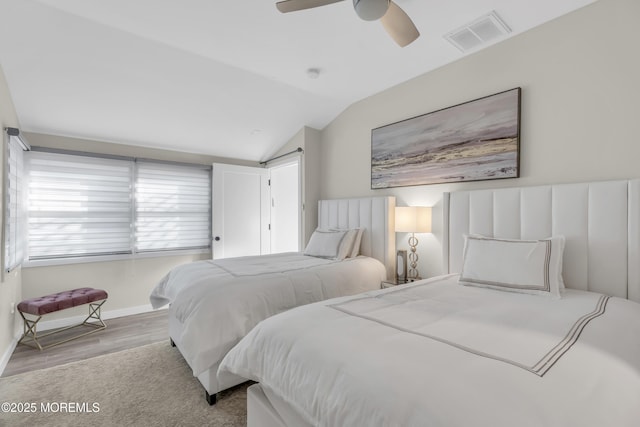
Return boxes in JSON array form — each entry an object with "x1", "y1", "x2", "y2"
[{"x1": 21, "y1": 248, "x2": 211, "y2": 268}]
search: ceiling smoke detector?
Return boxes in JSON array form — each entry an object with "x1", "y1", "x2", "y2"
[
  {"x1": 306, "y1": 68, "x2": 320, "y2": 79},
  {"x1": 444, "y1": 11, "x2": 511, "y2": 52}
]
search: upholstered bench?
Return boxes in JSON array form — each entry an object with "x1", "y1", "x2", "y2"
[{"x1": 17, "y1": 287, "x2": 108, "y2": 350}]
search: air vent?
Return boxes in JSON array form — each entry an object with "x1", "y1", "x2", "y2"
[{"x1": 444, "y1": 11, "x2": 511, "y2": 52}]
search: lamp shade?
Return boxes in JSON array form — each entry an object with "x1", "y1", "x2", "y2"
[{"x1": 395, "y1": 206, "x2": 432, "y2": 233}]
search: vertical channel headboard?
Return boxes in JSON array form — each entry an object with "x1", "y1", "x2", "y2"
[
  {"x1": 443, "y1": 179, "x2": 640, "y2": 302},
  {"x1": 318, "y1": 196, "x2": 396, "y2": 280}
]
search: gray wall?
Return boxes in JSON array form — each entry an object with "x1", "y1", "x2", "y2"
[
  {"x1": 0, "y1": 64, "x2": 22, "y2": 368},
  {"x1": 319, "y1": 0, "x2": 640, "y2": 279}
]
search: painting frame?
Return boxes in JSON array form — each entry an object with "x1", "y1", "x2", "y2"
[{"x1": 371, "y1": 87, "x2": 521, "y2": 189}]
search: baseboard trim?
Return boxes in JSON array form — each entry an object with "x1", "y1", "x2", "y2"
[
  {"x1": 0, "y1": 331, "x2": 21, "y2": 377},
  {"x1": 38, "y1": 304, "x2": 164, "y2": 332}
]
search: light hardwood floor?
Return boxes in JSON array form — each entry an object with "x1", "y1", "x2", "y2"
[{"x1": 2, "y1": 309, "x2": 169, "y2": 377}]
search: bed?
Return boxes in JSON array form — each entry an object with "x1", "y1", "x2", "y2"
[
  {"x1": 149, "y1": 196, "x2": 396, "y2": 404},
  {"x1": 219, "y1": 179, "x2": 640, "y2": 426}
]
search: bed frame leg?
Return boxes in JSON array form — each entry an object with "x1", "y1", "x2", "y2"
[
  {"x1": 169, "y1": 337, "x2": 215, "y2": 405},
  {"x1": 205, "y1": 391, "x2": 217, "y2": 406}
]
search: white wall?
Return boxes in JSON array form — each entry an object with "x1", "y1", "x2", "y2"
[
  {"x1": 20, "y1": 255, "x2": 209, "y2": 322},
  {"x1": 0, "y1": 63, "x2": 22, "y2": 369},
  {"x1": 319, "y1": 0, "x2": 640, "y2": 279},
  {"x1": 24, "y1": 132, "x2": 259, "y2": 167}
]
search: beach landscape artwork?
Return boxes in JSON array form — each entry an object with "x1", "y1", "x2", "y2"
[{"x1": 371, "y1": 88, "x2": 521, "y2": 189}]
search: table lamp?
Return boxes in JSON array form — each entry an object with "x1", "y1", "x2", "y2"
[{"x1": 395, "y1": 206, "x2": 432, "y2": 280}]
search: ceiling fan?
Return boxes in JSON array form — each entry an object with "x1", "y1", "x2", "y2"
[{"x1": 276, "y1": 0, "x2": 420, "y2": 47}]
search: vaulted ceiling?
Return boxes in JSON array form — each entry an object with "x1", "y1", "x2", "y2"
[{"x1": 0, "y1": 0, "x2": 596, "y2": 161}]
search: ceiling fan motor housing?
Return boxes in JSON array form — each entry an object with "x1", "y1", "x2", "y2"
[{"x1": 353, "y1": 0, "x2": 390, "y2": 21}]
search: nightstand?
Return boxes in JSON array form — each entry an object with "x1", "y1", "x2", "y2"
[{"x1": 381, "y1": 278, "x2": 418, "y2": 288}]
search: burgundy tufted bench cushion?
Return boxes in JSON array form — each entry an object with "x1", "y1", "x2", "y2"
[{"x1": 18, "y1": 288, "x2": 109, "y2": 316}]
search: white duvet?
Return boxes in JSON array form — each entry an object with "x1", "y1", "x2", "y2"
[
  {"x1": 149, "y1": 252, "x2": 386, "y2": 376},
  {"x1": 219, "y1": 274, "x2": 640, "y2": 427}
]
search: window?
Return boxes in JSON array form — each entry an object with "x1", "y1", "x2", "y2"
[
  {"x1": 4, "y1": 130, "x2": 28, "y2": 271},
  {"x1": 135, "y1": 161, "x2": 211, "y2": 252},
  {"x1": 24, "y1": 150, "x2": 211, "y2": 263},
  {"x1": 26, "y1": 151, "x2": 133, "y2": 260}
]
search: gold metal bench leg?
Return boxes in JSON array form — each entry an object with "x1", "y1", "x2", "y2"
[
  {"x1": 18, "y1": 299, "x2": 108, "y2": 351},
  {"x1": 18, "y1": 311, "x2": 44, "y2": 351},
  {"x1": 82, "y1": 300, "x2": 107, "y2": 328}
]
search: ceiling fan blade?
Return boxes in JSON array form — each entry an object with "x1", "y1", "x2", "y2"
[
  {"x1": 380, "y1": 1, "x2": 420, "y2": 47},
  {"x1": 276, "y1": 0, "x2": 344, "y2": 13}
]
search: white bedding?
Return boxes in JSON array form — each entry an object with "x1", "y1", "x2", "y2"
[
  {"x1": 219, "y1": 274, "x2": 640, "y2": 427},
  {"x1": 150, "y1": 252, "x2": 386, "y2": 376}
]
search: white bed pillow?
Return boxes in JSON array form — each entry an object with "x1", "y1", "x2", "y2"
[
  {"x1": 349, "y1": 228, "x2": 365, "y2": 258},
  {"x1": 459, "y1": 234, "x2": 565, "y2": 298},
  {"x1": 335, "y1": 229, "x2": 357, "y2": 260},
  {"x1": 330, "y1": 228, "x2": 365, "y2": 258},
  {"x1": 304, "y1": 229, "x2": 348, "y2": 259}
]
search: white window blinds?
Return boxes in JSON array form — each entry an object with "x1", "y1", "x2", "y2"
[
  {"x1": 26, "y1": 151, "x2": 133, "y2": 259},
  {"x1": 4, "y1": 134, "x2": 26, "y2": 271},
  {"x1": 24, "y1": 149, "x2": 212, "y2": 262},
  {"x1": 135, "y1": 161, "x2": 211, "y2": 252}
]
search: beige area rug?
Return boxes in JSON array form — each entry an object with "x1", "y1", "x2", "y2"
[{"x1": 0, "y1": 342, "x2": 247, "y2": 427}]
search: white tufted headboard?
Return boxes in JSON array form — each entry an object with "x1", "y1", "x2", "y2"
[
  {"x1": 318, "y1": 196, "x2": 396, "y2": 279},
  {"x1": 443, "y1": 179, "x2": 640, "y2": 303}
]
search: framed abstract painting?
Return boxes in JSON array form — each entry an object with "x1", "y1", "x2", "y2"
[{"x1": 371, "y1": 88, "x2": 521, "y2": 189}]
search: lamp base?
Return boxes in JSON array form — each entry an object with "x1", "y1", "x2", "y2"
[{"x1": 407, "y1": 233, "x2": 421, "y2": 280}]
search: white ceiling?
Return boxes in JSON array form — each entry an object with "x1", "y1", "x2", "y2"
[{"x1": 0, "y1": 0, "x2": 596, "y2": 161}]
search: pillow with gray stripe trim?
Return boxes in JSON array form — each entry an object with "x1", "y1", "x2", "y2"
[
  {"x1": 304, "y1": 229, "x2": 348, "y2": 260},
  {"x1": 458, "y1": 234, "x2": 565, "y2": 298}
]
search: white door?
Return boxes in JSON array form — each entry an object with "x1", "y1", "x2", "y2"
[
  {"x1": 269, "y1": 160, "x2": 301, "y2": 253},
  {"x1": 212, "y1": 164, "x2": 270, "y2": 259}
]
